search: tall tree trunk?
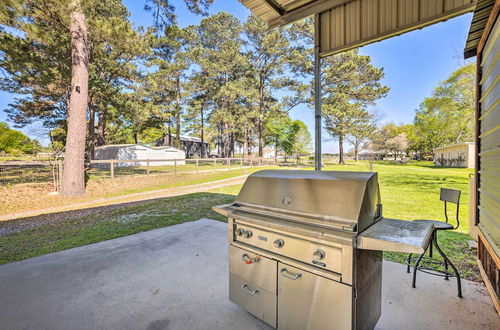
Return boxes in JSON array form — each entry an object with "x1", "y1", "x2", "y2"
[
  {"x1": 61, "y1": 0, "x2": 89, "y2": 197},
  {"x1": 246, "y1": 135, "x2": 251, "y2": 158},
  {"x1": 134, "y1": 132, "x2": 138, "y2": 144},
  {"x1": 222, "y1": 124, "x2": 231, "y2": 158},
  {"x1": 96, "y1": 108, "x2": 106, "y2": 146},
  {"x1": 175, "y1": 74, "x2": 181, "y2": 149},
  {"x1": 258, "y1": 76, "x2": 264, "y2": 157},
  {"x1": 243, "y1": 128, "x2": 248, "y2": 158},
  {"x1": 88, "y1": 102, "x2": 96, "y2": 160},
  {"x1": 230, "y1": 132, "x2": 235, "y2": 158},
  {"x1": 338, "y1": 135, "x2": 345, "y2": 165},
  {"x1": 167, "y1": 121, "x2": 172, "y2": 146},
  {"x1": 354, "y1": 144, "x2": 359, "y2": 162},
  {"x1": 217, "y1": 125, "x2": 223, "y2": 158},
  {"x1": 258, "y1": 118, "x2": 264, "y2": 158},
  {"x1": 200, "y1": 105, "x2": 204, "y2": 158}
]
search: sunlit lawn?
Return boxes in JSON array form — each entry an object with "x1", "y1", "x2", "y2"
[{"x1": 0, "y1": 160, "x2": 479, "y2": 281}]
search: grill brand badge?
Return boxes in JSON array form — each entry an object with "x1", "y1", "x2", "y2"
[{"x1": 283, "y1": 196, "x2": 292, "y2": 205}]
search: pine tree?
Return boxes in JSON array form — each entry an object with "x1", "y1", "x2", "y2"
[
  {"x1": 193, "y1": 12, "x2": 247, "y2": 158},
  {"x1": 243, "y1": 14, "x2": 294, "y2": 157},
  {"x1": 1, "y1": 0, "x2": 213, "y2": 196},
  {"x1": 321, "y1": 50, "x2": 388, "y2": 164},
  {"x1": 286, "y1": 21, "x2": 388, "y2": 164}
]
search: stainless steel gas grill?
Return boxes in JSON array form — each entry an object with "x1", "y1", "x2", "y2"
[{"x1": 213, "y1": 170, "x2": 434, "y2": 330}]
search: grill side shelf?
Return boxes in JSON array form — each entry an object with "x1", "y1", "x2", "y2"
[
  {"x1": 212, "y1": 203, "x2": 234, "y2": 217},
  {"x1": 356, "y1": 218, "x2": 434, "y2": 254}
]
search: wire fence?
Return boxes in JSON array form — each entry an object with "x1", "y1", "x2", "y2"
[
  {"x1": 0, "y1": 157, "x2": 301, "y2": 190},
  {"x1": 0, "y1": 160, "x2": 62, "y2": 189}
]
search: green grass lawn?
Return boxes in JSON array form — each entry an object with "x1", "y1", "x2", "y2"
[{"x1": 0, "y1": 161, "x2": 479, "y2": 281}]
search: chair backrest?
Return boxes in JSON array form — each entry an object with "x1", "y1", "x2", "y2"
[
  {"x1": 440, "y1": 188, "x2": 460, "y2": 204},
  {"x1": 440, "y1": 188, "x2": 461, "y2": 229}
]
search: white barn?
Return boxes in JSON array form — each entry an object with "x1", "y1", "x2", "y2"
[
  {"x1": 433, "y1": 142, "x2": 475, "y2": 168},
  {"x1": 94, "y1": 144, "x2": 185, "y2": 167}
]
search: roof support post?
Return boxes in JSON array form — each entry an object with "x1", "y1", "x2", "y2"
[{"x1": 314, "y1": 14, "x2": 322, "y2": 171}]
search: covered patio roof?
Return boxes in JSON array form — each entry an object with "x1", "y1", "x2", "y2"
[{"x1": 242, "y1": 0, "x2": 476, "y2": 56}]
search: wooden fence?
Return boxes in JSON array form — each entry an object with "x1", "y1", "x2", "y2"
[
  {"x1": 1, "y1": 157, "x2": 300, "y2": 189},
  {"x1": 88, "y1": 157, "x2": 283, "y2": 179}
]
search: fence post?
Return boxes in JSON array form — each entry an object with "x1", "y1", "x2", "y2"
[
  {"x1": 58, "y1": 160, "x2": 63, "y2": 191},
  {"x1": 214, "y1": 158, "x2": 216, "y2": 171},
  {"x1": 240, "y1": 158, "x2": 243, "y2": 168},
  {"x1": 196, "y1": 159, "x2": 199, "y2": 172},
  {"x1": 110, "y1": 160, "x2": 115, "y2": 179},
  {"x1": 146, "y1": 160, "x2": 150, "y2": 176},
  {"x1": 228, "y1": 158, "x2": 231, "y2": 171},
  {"x1": 174, "y1": 159, "x2": 177, "y2": 174},
  {"x1": 259, "y1": 158, "x2": 262, "y2": 166}
]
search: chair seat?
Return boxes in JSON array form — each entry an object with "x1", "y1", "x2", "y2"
[{"x1": 413, "y1": 219, "x2": 454, "y2": 230}]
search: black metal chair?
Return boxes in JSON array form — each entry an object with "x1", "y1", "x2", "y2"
[{"x1": 405, "y1": 188, "x2": 462, "y2": 298}]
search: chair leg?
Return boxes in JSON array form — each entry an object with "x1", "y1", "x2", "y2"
[
  {"x1": 443, "y1": 259, "x2": 449, "y2": 281},
  {"x1": 433, "y1": 234, "x2": 462, "y2": 298},
  {"x1": 412, "y1": 252, "x2": 424, "y2": 288},
  {"x1": 428, "y1": 232, "x2": 433, "y2": 258},
  {"x1": 406, "y1": 254, "x2": 412, "y2": 273}
]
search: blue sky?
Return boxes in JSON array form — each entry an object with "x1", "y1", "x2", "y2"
[{"x1": 0, "y1": 0, "x2": 473, "y2": 152}]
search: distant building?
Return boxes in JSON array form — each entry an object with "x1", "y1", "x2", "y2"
[
  {"x1": 433, "y1": 142, "x2": 475, "y2": 168},
  {"x1": 233, "y1": 144, "x2": 276, "y2": 158},
  {"x1": 94, "y1": 144, "x2": 185, "y2": 167},
  {"x1": 155, "y1": 134, "x2": 210, "y2": 158}
]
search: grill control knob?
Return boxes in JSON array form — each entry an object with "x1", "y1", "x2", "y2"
[
  {"x1": 274, "y1": 239, "x2": 285, "y2": 248},
  {"x1": 243, "y1": 230, "x2": 252, "y2": 238},
  {"x1": 313, "y1": 249, "x2": 325, "y2": 260},
  {"x1": 235, "y1": 228, "x2": 244, "y2": 236}
]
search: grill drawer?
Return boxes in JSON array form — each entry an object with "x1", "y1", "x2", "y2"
[
  {"x1": 229, "y1": 273, "x2": 277, "y2": 328},
  {"x1": 229, "y1": 245, "x2": 277, "y2": 293}
]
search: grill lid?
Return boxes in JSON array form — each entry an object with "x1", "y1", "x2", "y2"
[{"x1": 230, "y1": 170, "x2": 381, "y2": 232}]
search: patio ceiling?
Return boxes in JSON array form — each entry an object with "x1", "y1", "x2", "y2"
[
  {"x1": 241, "y1": 0, "x2": 477, "y2": 56},
  {"x1": 463, "y1": 0, "x2": 497, "y2": 58}
]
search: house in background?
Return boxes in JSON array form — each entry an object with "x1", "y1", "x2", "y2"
[
  {"x1": 433, "y1": 142, "x2": 476, "y2": 168},
  {"x1": 94, "y1": 144, "x2": 185, "y2": 167},
  {"x1": 233, "y1": 144, "x2": 276, "y2": 158},
  {"x1": 155, "y1": 134, "x2": 210, "y2": 158}
]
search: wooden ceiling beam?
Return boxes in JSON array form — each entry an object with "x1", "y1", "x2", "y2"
[{"x1": 262, "y1": 0, "x2": 286, "y2": 15}]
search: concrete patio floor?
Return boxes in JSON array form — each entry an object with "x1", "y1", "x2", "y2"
[{"x1": 0, "y1": 219, "x2": 498, "y2": 330}]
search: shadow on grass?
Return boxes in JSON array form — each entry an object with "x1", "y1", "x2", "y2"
[{"x1": 0, "y1": 192, "x2": 236, "y2": 265}]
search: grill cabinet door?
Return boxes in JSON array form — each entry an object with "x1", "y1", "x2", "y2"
[{"x1": 278, "y1": 263, "x2": 352, "y2": 330}]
